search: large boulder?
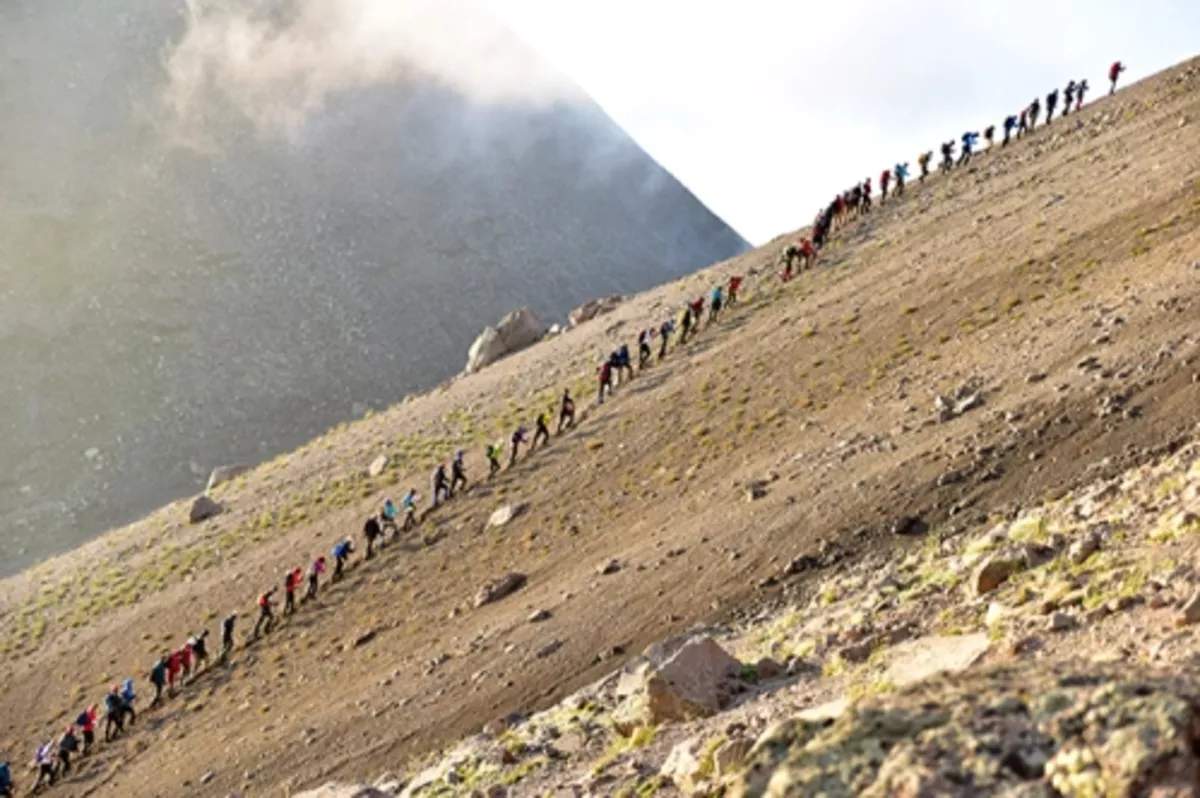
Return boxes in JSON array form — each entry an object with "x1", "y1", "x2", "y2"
[
  {"x1": 189, "y1": 494, "x2": 223, "y2": 524},
  {"x1": 642, "y1": 636, "x2": 742, "y2": 724},
  {"x1": 205, "y1": 463, "x2": 251, "y2": 491},
  {"x1": 464, "y1": 308, "x2": 544, "y2": 374},
  {"x1": 569, "y1": 294, "x2": 625, "y2": 327}
]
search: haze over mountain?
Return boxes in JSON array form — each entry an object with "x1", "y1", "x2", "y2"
[{"x1": 0, "y1": 0, "x2": 747, "y2": 575}]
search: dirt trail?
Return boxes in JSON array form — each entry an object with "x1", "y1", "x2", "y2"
[{"x1": 1, "y1": 57, "x2": 1198, "y2": 797}]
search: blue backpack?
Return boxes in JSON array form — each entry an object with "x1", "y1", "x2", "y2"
[{"x1": 0, "y1": 762, "x2": 11, "y2": 784}]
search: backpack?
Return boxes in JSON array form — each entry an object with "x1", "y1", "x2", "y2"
[
  {"x1": 76, "y1": 711, "x2": 89, "y2": 727},
  {"x1": 0, "y1": 762, "x2": 10, "y2": 783}
]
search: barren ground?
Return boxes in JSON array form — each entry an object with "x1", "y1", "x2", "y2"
[{"x1": 1, "y1": 57, "x2": 1198, "y2": 798}]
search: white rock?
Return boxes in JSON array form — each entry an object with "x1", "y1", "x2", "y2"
[{"x1": 465, "y1": 308, "x2": 544, "y2": 374}]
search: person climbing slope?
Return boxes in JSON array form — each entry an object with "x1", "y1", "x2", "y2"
[
  {"x1": 860, "y1": 178, "x2": 872, "y2": 213},
  {"x1": 149, "y1": 655, "x2": 168, "y2": 706},
  {"x1": 431, "y1": 462, "x2": 450, "y2": 507},
  {"x1": 1045, "y1": 88, "x2": 1059, "y2": 123},
  {"x1": 485, "y1": 440, "x2": 502, "y2": 477},
  {"x1": 252, "y1": 587, "x2": 277, "y2": 639},
  {"x1": 74, "y1": 705, "x2": 97, "y2": 756},
  {"x1": 189, "y1": 632, "x2": 209, "y2": 672},
  {"x1": 166, "y1": 649, "x2": 182, "y2": 696},
  {"x1": 56, "y1": 726, "x2": 78, "y2": 780},
  {"x1": 879, "y1": 168, "x2": 890, "y2": 202},
  {"x1": 1076, "y1": 78, "x2": 1089, "y2": 111},
  {"x1": 557, "y1": 389, "x2": 576, "y2": 433},
  {"x1": 305, "y1": 556, "x2": 327, "y2": 601},
  {"x1": 179, "y1": 640, "x2": 193, "y2": 682},
  {"x1": 709, "y1": 284, "x2": 723, "y2": 324},
  {"x1": 983, "y1": 124, "x2": 995, "y2": 150},
  {"x1": 939, "y1": 141, "x2": 954, "y2": 171},
  {"x1": 1003, "y1": 114, "x2": 1018, "y2": 145},
  {"x1": 917, "y1": 150, "x2": 932, "y2": 181},
  {"x1": 1028, "y1": 97, "x2": 1041, "y2": 130},
  {"x1": 658, "y1": 319, "x2": 674, "y2": 360},
  {"x1": 380, "y1": 497, "x2": 399, "y2": 537},
  {"x1": 103, "y1": 685, "x2": 127, "y2": 741},
  {"x1": 1017, "y1": 108, "x2": 1029, "y2": 137},
  {"x1": 1109, "y1": 60, "x2": 1125, "y2": 94},
  {"x1": 637, "y1": 329, "x2": 652, "y2": 369},
  {"x1": 401, "y1": 489, "x2": 419, "y2": 529},
  {"x1": 31, "y1": 742, "x2": 56, "y2": 791},
  {"x1": 727, "y1": 275, "x2": 743, "y2": 306},
  {"x1": 508, "y1": 426, "x2": 526, "y2": 467},
  {"x1": 119, "y1": 680, "x2": 137, "y2": 727},
  {"x1": 894, "y1": 162, "x2": 908, "y2": 196},
  {"x1": 1063, "y1": 80, "x2": 1076, "y2": 115},
  {"x1": 450, "y1": 450, "x2": 468, "y2": 496},
  {"x1": 958, "y1": 131, "x2": 979, "y2": 165},
  {"x1": 597, "y1": 359, "x2": 613, "y2": 405},
  {"x1": 531, "y1": 413, "x2": 550, "y2": 450},
  {"x1": 332, "y1": 538, "x2": 354, "y2": 581},
  {"x1": 220, "y1": 612, "x2": 238, "y2": 660},
  {"x1": 362, "y1": 515, "x2": 382, "y2": 560}
]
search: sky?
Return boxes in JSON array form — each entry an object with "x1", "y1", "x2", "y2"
[{"x1": 481, "y1": 0, "x2": 1199, "y2": 244}]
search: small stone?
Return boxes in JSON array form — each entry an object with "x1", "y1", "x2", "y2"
[
  {"x1": 972, "y1": 553, "x2": 1025, "y2": 595},
  {"x1": 1178, "y1": 592, "x2": 1200, "y2": 626},
  {"x1": 754, "y1": 657, "x2": 784, "y2": 680},
  {"x1": 201, "y1": 772, "x2": 215, "y2": 785},
  {"x1": 1047, "y1": 611, "x2": 1078, "y2": 632},
  {"x1": 368, "y1": 454, "x2": 389, "y2": 477},
  {"x1": 537, "y1": 638, "x2": 564, "y2": 659},
  {"x1": 1067, "y1": 532, "x2": 1101, "y2": 565},
  {"x1": 598, "y1": 559, "x2": 621, "y2": 575},
  {"x1": 528, "y1": 609, "x2": 551, "y2": 623}
]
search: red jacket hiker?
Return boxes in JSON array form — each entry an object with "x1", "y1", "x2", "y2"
[{"x1": 167, "y1": 651, "x2": 182, "y2": 685}]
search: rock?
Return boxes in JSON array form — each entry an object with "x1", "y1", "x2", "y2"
[
  {"x1": 528, "y1": 609, "x2": 551, "y2": 623},
  {"x1": 714, "y1": 738, "x2": 755, "y2": 778},
  {"x1": 1178, "y1": 592, "x2": 1200, "y2": 626},
  {"x1": 189, "y1": 494, "x2": 223, "y2": 524},
  {"x1": 837, "y1": 640, "x2": 874, "y2": 665},
  {"x1": 293, "y1": 785, "x2": 394, "y2": 798},
  {"x1": 1068, "y1": 532, "x2": 1101, "y2": 565},
  {"x1": 754, "y1": 657, "x2": 784, "y2": 681},
  {"x1": 486, "y1": 503, "x2": 527, "y2": 529},
  {"x1": 985, "y1": 602, "x2": 1005, "y2": 628},
  {"x1": 84, "y1": 447, "x2": 101, "y2": 461},
  {"x1": 206, "y1": 463, "x2": 251, "y2": 491},
  {"x1": 745, "y1": 482, "x2": 767, "y2": 501},
  {"x1": 735, "y1": 661, "x2": 1200, "y2": 796},
  {"x1": 891, "y1": 515, "x2": 927, "y2": 535},
  {"x1": 472, "y1": 573, "x2": 528, "y2": 608},
  {"x1": 972, "y1": 552, "x2": 1025, "y2": 595},
  {"x1": 597, "y1": 559, "x2": 621, "y2": 575},
  {"x1": 569, "y1": 294, "x2": 625, "y2": 327},
  {"x1": 200, "y1": 772, "x2": 215, "y2": 785},
  {"x1": 1047, "y1": 611, "x2": 1078, "y2": 632},
  {"x1": 352, "y1": 628, "x2": 377, "y2": 648},
  {"x1": 660, "y1": 737, "x2": 704, "y2": 794},
  {"x1": 536, "y1": 638, "x2": 564, "y2": 659},
  {"x1": 643, "y1": 636, "x2": 741, "y2": 724},
  {"x1": 367, "y1": 455, "x2": 389, "y2": 478},
  {"x1": 464, "y1": 308, "x2": 544, "y2": 374}
]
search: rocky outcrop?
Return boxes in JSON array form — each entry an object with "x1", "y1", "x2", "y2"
[
  {"x1": 464, "y1": 308, "x2": 544, "y2": 374},
  {"x1": 623, "y1": 636, "x2": 742, "y2": 725},
  {"x1": 733, "y1": 661, "x2": 1200, "y2": 797},
  {"x1": 188, "y1": 495, "x2": 223, "y2": 524},
  {"x1": 205, "y1": 463, "x2": 251, "y2": 492},
  {"x1": 569, "y1": 294, "x2": 625, "y2": 327}
]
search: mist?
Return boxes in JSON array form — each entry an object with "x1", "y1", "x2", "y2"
[{"x1": 0, "y1": 0, "x2": 746, "y2": 577}]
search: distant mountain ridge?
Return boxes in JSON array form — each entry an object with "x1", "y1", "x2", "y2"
[{"x1": 0, "y1": 0, "x2": 747, "y2": 574}]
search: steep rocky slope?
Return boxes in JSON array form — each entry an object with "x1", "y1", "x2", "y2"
[{"x1": 0, "y1": 57, "x2": 1197, "y2": 797}]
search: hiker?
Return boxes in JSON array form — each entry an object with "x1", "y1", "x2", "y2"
[
  {"x1": 597, "y1": 360, "x2": 613, "y2": 405},
  {"x1": 688, "y1": 297, "x2": 705, "y2": 331},
  {"x1": 860, "y1": 178, "x2": 872, "y2": 213},
  {"x1": 879, "y1": 169, "x2": 890, "y2": 202},
  {"x1": 1063, "y1": 80, "x2": 1076, "y2": 115},
  {"x1": 362, "y1": 515, "x2": 382, "y2": 560},
  {"x1": 401, "y1": 489, "x2": 419, "y2": 529},
  {"x1": 894, "y1": 163, "x2": 908, "y2": 196},
  {"x1": 983, "y1": 124, "x2": 995, "y2": 150},
  {"x1": 189, "y1": 633, "x2": 209, "y2": 672},
  {"x1": 57, "y1": 726, "x2": 78, "y2": 780},
  {"x1": 958, "y1": 131, "x2": 978, "y2": 165},
  {"x1": 450, "y1": 450, "x2": 468, "y2": 495},
  {"x1": 284, "y1": 564, "x2": 303, "y2": 609},
  {"x1": 485, "y1": 441, "x2": 502, "y2": 476},
  {"x1": 917, "y1": 151, "x2": 932, "y2": 182},
  {"x1": 1045, "y1": 88, "x2": 1059, "y2": 123},
  {"x1": 253, "y1": 587, "x2": 277, "y2": 638},
  {"x1": 1029, "y1": 97, "x2": 1041, "y2": 130},
  {"x1": 31, "y1": 742, "x2": 56, "y2": 791},
  {"x1": 120, "y1": 679, "x2": 137, "y2": 727},
  {"x1": 305, "y1": 556, "x2": 327, "y2": 600},
  {"x1": 1017, "y1": 108, "x2": 1029, "y2": 137},
  {"x1": 1109, "y1": 60, "x2": 1125, "y2": 94},
  {"x1": 431, "y1": 462, "x2": 450, "y2": 507},
  {"x1": 557, "y1": 389, "x2": 576, "y2": 433},
  {"x1": 166, "y1": 649, "x2": 182, "y2": 696},
  {"x1": 150, "y1": 656, "x2": 168, "y2": 706},
  {"x1": 616, "y1": 343, "x2": 634, "y2": 382},
  {"x1": 658, "y1": 319, "x2": 674, "y2": 359},
  {"x1": 0, "y1": 760, "x2": 12, "y2": 797},
  {"x1": 677, "y1": 303, "x2": 694, "y2": 345},
  {"x1": 1003, "y1": 114, "x2": 1018, "y2": 145},
  {"x1": 637, "y1": 329, "x2": 652, "y2": 369},
  {"x1": 531, "y1": 413, "x2": 550, "y2": 450},
  {"x1": 1076, "y1": 79, "x2": 1088, "y2": 111},
  {"x1": 220, "y1": 612, "x2": 237, "y2": 659},
  {"x1": 709, "y1": 284, "x2": 723, "y2": 324},
  {"x1": 103, "y1": 685, "x2": 127, "y2": 741},
  {"x1": 727, "y1": 275, "x2": 743, "y2": 306},
  {"x1": 939, "y1": 141, "x2": 954, "y2": 171},
  {"x1": 179, "y1": 640, "x2": 193, "y2": 682},
  {"x1": 508, "y1": 427, "x2": 526, "y2": 467},
  {"x1": 332, "y1": 538, "x2": 354, "y2": 581},
  {"x1": 75, "y1": 705, "x2": 97, "y2": 756},
  {"x1": 380, "y1": 497, "x2": 399, "y2": 537}
]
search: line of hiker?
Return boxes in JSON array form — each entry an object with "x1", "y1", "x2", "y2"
[{"x1": 3, "y1": 59, "x2": 1131, "y2": 798}]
